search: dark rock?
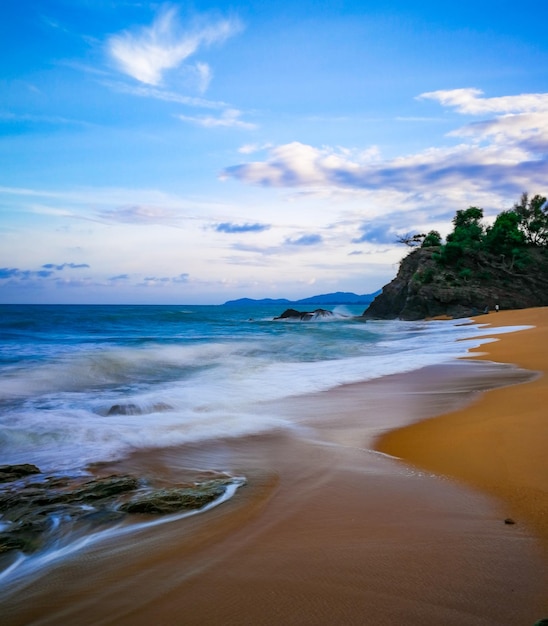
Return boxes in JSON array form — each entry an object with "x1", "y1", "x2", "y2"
[
  {"x1": 106, "y1": 402, "x2": 173, "y2": 416},
  {"x1": 107, "y1": 403, "x2": 141, "y2": 416},
  {"x1": 72, "y1": 475, "x2": 140, "y2": 500},
  {"x1": 151, "y1": 402, "x2": 173, "y2": 412},
  {"x1": 0, "y1": 464, "x2": 41, "y2": 483},
  {"x1": 0, "y1": 467, "x2": 238, "y2": 555},
  {"x1": 504, "y1": 517, "x2": 516, "y2": 525},
  {"x1": 120, "y1": 480, "x2": 229, "y2": 515},
  {"x1": 362, "y1": 247, "x2": 548, "y2": 320},
  {"x1": 275, "y1": 308, "x2": 335, "y2": 321}
]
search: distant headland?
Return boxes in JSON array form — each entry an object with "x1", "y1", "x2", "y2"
[{"x1": 223, "y1": 291, "x2": 381, "y2": 307}]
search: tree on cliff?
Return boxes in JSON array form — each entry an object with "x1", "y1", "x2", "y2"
[
  {"x1": 436, "y1": 207, "x2": 485, "y2": 265},
  {"x1": 513, "y1": 192, "x2": 548, "y2": 246},
  {"x1": 366, "y1": 192, "x2": 548, "y2": 319}
]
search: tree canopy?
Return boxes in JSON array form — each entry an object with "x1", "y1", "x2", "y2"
[{"x1": 413, "y1": 192, "x2": 548, "y2": 271}]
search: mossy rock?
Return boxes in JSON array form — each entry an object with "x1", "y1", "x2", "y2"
[{"x1": 120, "y1": 481, "x2": 228, "y2": 515}]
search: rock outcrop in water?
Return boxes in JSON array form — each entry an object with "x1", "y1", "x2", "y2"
[
  {"x1": 0, "y1": 464, "x2": 237, "y2": 555},
  {"x1": 274, "y1": 308, "x2": 336, "y2": 321}
]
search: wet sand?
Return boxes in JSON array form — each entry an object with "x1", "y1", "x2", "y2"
[
  {"x1": 378, "y1": 306, "x2": 548, "y2": 550},
  {"x1": 2, "y1": 312, "x2": 548, "y2": 625}
]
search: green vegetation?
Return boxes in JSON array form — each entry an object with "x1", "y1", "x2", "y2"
[
  {"x1": 369, "y1": 192, "x2": 548, "y2": 320},
  {"x1": 421, "y1": 193, "x2": 547, "y2": 276}
]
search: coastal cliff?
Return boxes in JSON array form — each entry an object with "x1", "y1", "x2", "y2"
[
  {"x1": 363, "y1": 196, "x2": 548, "y2": 320},
  {"x1": 363, "y1": 247, "x2": 548, "y2": 320}
]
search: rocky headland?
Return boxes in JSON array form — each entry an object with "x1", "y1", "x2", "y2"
[
  {"x1": 362, "y1": 197, "x2": 548, "y2": 320},
  {"x1": 362, "y1": 246, "x2": 548, "y2": 320}
]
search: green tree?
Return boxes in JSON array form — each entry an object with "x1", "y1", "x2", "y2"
[
  {"x1": 421, "y1": 230, "x2": 442, "y2": 247},
  {"x1": 513, "y1": 192, "x2": 548, "y2": 246},
  {"x1": 438, "y1": 207, "x2": 485, "y2": 265},
  {"x1": 484, "y1": 210, "x2": 527, "y2": 269},
  {"x1": 447, "y1": 207, "x2": 484, "y2": 246}
]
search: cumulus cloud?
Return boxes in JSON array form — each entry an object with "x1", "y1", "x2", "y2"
[
  {"x1": 106, "y1": 6, "x2": 242, "y2": 87},
  {"x1": 222, "y1": 88, "x2": 548, "y2": 201},
  {"x1": 215, "y1": 222, "x2": 270, "y2": 233}
]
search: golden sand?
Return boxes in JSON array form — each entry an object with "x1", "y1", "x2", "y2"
[{"x1": 377, "y1": 306, "x2": 548, "y2": 547}]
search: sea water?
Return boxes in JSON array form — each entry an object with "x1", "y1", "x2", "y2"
[{"x1": 0, "y1": 303, "x2": 524, "y2": 475}]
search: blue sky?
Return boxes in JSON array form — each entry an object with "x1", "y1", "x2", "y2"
[{"x1": 1, "y1": 0, "x2": 547, "y2": 304}]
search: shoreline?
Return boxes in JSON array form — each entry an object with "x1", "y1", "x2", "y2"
[
  {"x1": 376, "y1": 306, "x2": 548, "y2": 550},
  {"x1": 2, "y1": 312, "x2": 548, "y2": 624}
]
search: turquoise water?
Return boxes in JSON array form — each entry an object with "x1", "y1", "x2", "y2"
[{"x1": 0, "y1": 303, "x2": 513, "y2": 473}]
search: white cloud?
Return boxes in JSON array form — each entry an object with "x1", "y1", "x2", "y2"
[
  {"x1": 106, "y1": 5, "x2": 242, "y2": 86},
  {"x1": 238, "y1": 142, "x2": 273, "y2": 154},
  {"x1": 194, "y1": 62, "x2": 212, "y2": 93},
  {"x1": 178, "y1": 108, "x2": 256, "y2": 129},
  {"x1": 418, "y1": 88, "x2": 548, "y2": 115},
  {"x1": 222, "y1": 89, "x2": 548, "y2": 203},
  {"x1": 103, "y1": 80, "x2": 227, "y2": 109}
]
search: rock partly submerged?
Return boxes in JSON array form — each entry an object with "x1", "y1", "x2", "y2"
[
  {"x1": 274, "y1": 308, "x2": 335, "y2": 321},
  {"x1": 0, "y1": 464, "x2": 239, "y2": 555}
]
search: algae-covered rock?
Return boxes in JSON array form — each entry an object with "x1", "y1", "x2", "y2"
[
  {"x1": 0, "y1": 464, "x2": 41, "y2": 483},
  {"x1": 0, "y1": 466, "x2": 238, "y2": 555},
  {"x1": 120, "y1": 480, "x2": 229, "y2": 515}
]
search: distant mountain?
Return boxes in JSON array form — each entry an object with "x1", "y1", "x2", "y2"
[
  {"x1": 223, "y1": 297, "x2": 292, "y2": 306},
  {"x1": 296, "y1": 291, "x2": 380, "y2": 305},
  {"x1": 223, "y1": 291, "x2": 381, "y2": 306}
]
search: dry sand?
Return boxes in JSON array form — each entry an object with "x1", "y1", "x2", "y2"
[
  {"x1": 377, "y1": 306, "x2": 548, "y2": 549},
  {"x1": 2, "y1": 309, "x2": 548, "y2": 625}
]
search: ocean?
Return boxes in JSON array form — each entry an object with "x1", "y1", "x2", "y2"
[{"x1": 0, "y1": 303, "x2": 521, "y2": 474}]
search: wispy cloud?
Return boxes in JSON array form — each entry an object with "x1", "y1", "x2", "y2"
[
  {"x1": 0, "y1": 267, "x2": 52, "y2": 280},
  {"x1": 238, "y1": 143, "x2": 273, "y2": 154},
  {"x1": 215, "y1": 222, "x2": 270, "y2": 233},
  {"x1": 42, "y1": 263, "x2": 90, "y2": 270},
  {"x1": 178, "y1": 108, "x2": 256, "y2": 129},
  {"x1": 106, "y1": 5, "x2": 242, "y2": 87},
  {"x1": 418, "y1": 88, "x2": 548, "y2": 115},
  {"x1": 285, "y1": 233, "x2": 323, "y2": 246},
  {"x1": 103, "y1": 80, "x2": 227, "y2": 109},
  {"x1": 352, "y1": 222, "x2": 399, "y2": 245},
  {"x1": 0, "y1": 263, "x2": 89, "y2": 281},
  {"x1": 109, "y1": 274, "x2": 130, "y2": 282},
  {"x1": 99, "y1": 205, "x2": 181, "y2": 225},
  {"x1": 0, "y1": 111, "x2": 93, "y2": 127},
  {"x1": 141, "y1": 273, "x2": 189, "y2": 285}
]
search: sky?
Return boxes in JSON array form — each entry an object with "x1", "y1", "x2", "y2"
[{"x1": 1, "y1": 0, "x2": 547, "y2": 304}]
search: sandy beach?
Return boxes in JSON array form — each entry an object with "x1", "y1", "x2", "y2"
[
  {"x1": 378, "y1": 306, "x2": 548, "y2": 549},
  {"x1": 2, "y1": 309, "x2": 548, "y2": 625}
]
